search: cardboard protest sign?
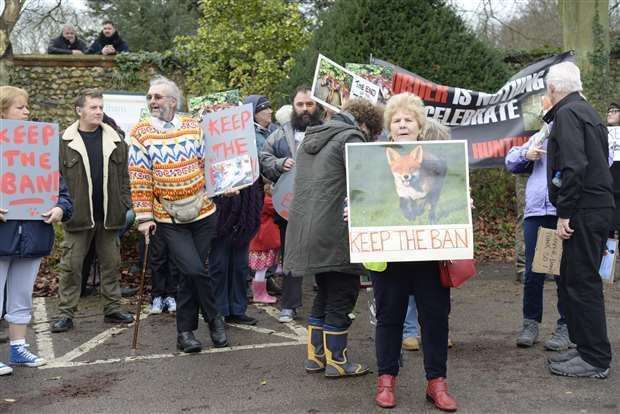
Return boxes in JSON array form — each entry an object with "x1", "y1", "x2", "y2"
[
  {"x1": 609, "y1": 127, "x2": 620, "y2": 162},
  {"x1": 272, "y1": 169, "x2": 296, "y2": 220},
  {"x1": 202, "y1": 103, "x2": 258, "y2": 197},
  {"x1": 532, "y1": 227, "x2": 562, "y2": 275},
  {"x1": 103, "y1": 93, "x2": 147, "y2": 139},
  {"x1": 599, "y1": 238, "x2": 617, "y2": 284},
  {"x1": 371, "y1": 51, "x2": 575, "y2": 168},
  {"x1": 311, "y1": 54, "x2": 379, "y2": 113},
  {"x1": 1, "y1": 119, "x2": 60, "y2": 220},
  {"x1": 188, "y1": 89, "x2": 241, "y2": 119},
  {"x1": 346, "y1": 141, "x2": 473, "y2": 262},
  {"x1": 346, "y1": 63, "x2": 394, "y2": 105}
]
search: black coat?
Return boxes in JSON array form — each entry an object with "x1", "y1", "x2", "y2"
[
  {"x1": 47, "y1": 35, "x2": 87, "y2": 54},
  {"x1": 87, "y1": 31, "x2": 129, "y2": 55},
  {"x1": 544, "y1": 92, "x2": 614, "y2": 218}
]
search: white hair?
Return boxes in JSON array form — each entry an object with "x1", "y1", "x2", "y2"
[
  {"x1": 149, "y1": 76, "x2": 182, "y2": 108},
  {"x1": 275, "y1": 104, "x2": 293, "y2": 125},
  {"x1": 546, "y1": 62, "x2": 582, "y2": 95}
]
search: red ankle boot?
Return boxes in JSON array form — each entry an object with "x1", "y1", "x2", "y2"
[
  {"x1": 426, "y1": 377, "x2": 457, "y2": 412},
  {"x1": 375, "y1": 374, "x2": 396, "y2": 408}
]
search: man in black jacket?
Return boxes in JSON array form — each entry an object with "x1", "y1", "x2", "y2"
[
  {"x1": 87, "y1": 20, "x2": 129, "y2": 55},
  {"x1": 47, "y1": 24, "x2": 87, "y2": 55},
  {"x1": 544, "y1": 61, "x2": 614, "y2": 379}
]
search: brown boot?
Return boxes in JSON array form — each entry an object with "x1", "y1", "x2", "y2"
[{"x1": 426, "y1": 377, "x2": 457, "y2": 412}]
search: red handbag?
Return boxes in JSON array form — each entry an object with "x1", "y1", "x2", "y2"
[{"x1": 438, "y1": 259, "x2": 476, "y2": 288}]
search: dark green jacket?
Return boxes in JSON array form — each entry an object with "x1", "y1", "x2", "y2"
[
  {"x1": 59, "y1": 121, "x2": 131, "y2": 232},
  {"x1": 284, "y1": 113, "x2": 365, "y2": 276}
]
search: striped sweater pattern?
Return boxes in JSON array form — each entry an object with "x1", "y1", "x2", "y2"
[{"x1": 128, "y1": 116, "x2": 215, "y2": 223}]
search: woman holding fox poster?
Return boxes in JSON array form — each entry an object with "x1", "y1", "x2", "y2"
[{"x1": 368, "y1": 93, "x2": 457, "y2": 411}]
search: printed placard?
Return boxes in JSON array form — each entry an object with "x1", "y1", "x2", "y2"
[
  {"x1": 311, "y1": 54, "x2": 379, "y2": 113},
  {"x1": 272, "y1": 169, "x2": 295, "y2": 220},
  {"x1": 346, "y1": 63, "x2": 394, "y2": 105},
  {"x1": 532, "y1": 227, "x2": 562, "y2": 275},
  {"x1": 346, "y1": 141, "x2": 473, "y2": 262},
  {"x1": 103, "y1": 93, "x2": 147, "y2": 139},
  {"x1": 188, "y1": 89, "x2": 240, "y2": 119},
  {"x1": 0, "y1": 119, "x2": 60, "y2": 220},
  {"x1": 203, "y1": 103, "x2": 258, "y2": 197}
]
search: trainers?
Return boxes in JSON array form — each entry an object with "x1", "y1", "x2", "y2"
[
  {"x1": 544, "y1": 324, "x2": 575, "y2": 351},
  {"x1": 150, "y1": 297, "x2": 164, "y2": 314},
  {"x1": 516, "y1": 319, "x2": 539, "y2": 347},
  {"x1": 9, "y1": 343, "x2": 47, "y2": 367},
  {"x1": 0, "y1": 361, "x2": 13, "y2": 376},
  {"x1": 278, "y1": 308, "x2": 296, "y2": 323},
  {"x1": 548, "y1": 349, "x2": 579, "y2": 364},
  {"x1": 549, "y1": 355, "x2": 609, "y2": 379},
  {"x1": 163, "y1": 296, "x2": 177, "y2": 313}
]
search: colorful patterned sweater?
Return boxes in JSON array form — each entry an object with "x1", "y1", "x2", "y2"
[{"x1": 128, "y1": 116, "x2": 215, "y2": 224}]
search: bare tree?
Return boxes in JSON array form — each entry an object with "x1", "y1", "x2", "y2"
[{"x1": 0, "y1": 0, "x2": 27, "y2": 58}]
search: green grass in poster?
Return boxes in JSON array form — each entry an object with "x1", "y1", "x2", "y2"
[{"x1": 347, "y1": 142, "x2": 470, "y2": 227}]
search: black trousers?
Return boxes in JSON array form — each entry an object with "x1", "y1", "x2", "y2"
[
  {"x1": 310, "y1": 272, "x2": 359, "y2": 329},
  {"x1": 277, "y1": 215, "x2": 302, "y2": 309},
  {"x1": 559, "y1": 208, "x2": 613, "y2": 369},
  {"x1": 149, "y1": 229, "x2": 178, "y2": 300},
  {"x1": 371, "y1": 261, "x2": 450, "y2": 379},
  {"x1": 158, "y1": 213, "x2": 219, "y2": 333}
]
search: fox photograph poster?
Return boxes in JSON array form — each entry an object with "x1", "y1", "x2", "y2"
[{"x1": 345, "y1": 141, "x2": 473, "y2": 262}]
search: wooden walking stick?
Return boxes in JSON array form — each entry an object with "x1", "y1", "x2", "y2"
[{"x1": 131, "y1": 236, "x2": 150, "y2": 350}]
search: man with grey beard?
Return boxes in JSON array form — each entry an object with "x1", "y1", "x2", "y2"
[{"x1": 259, "y1": 85, "x2": 323, "y2": 322}]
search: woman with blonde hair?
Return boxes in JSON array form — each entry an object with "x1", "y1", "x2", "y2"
[
  {"x1": 370, "y1": 92, "x2": 457, "y2": 411},
  {"x1": 0, "y1": 86, "x2": 72, "y2": 375}
]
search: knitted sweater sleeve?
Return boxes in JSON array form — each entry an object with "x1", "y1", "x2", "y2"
[{"x1": 128, "y1": 124, "x2": 155, "y2": 222}]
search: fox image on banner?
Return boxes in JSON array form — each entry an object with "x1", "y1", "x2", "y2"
[{"x1": 345, "y1": 141, "x2": 473, "y2": 263}]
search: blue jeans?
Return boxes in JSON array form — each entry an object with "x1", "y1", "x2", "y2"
[
  {"x1": 403, "y1": 296, "x2": 419, "y2": 338},
  {"x1": 523, "y1": 215, "x2": 566, "y2": 324}
]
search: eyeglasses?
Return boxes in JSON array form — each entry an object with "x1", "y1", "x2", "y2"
[
  {"x1": 146, "y1": 94, "x2": 173, "y2": 101},
  {"x1": 609, "y1": 109, "x2": 620, "y2": 114}
]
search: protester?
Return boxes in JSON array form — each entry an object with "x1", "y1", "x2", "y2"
[
  {"x1": 1, "y1": 86, "x2": 73, "y2": 375},
  {"x1": 275, "y1": 104, "x2": 293, "y2": 126},
  {"x1": 47, "y1": 24, "x2": 87, "y2": 55},
  {"x1": 147, "y1": 230, "x2": 178, "y2": 314},
  {"x1": 244, "y1": 95, "x2": 277, "y2": 152},
  {"x1": 87, "y1": 20, "x2": 129, "y2": 55},
  {"x1": 260, "y1": 85, "x2": 323, "y2": 323},
  {"x1": 608, "y1": 99, "x2": 620, "y2": 234},
  {"x1": 129, "y1": 76, "x2": 228, "y2": 353},
  {"x1": 544, "y1": 62, "x2": 614, "y2": 379},
  {"x1": 365, "y1": 93, "x2": 456, "y2": 410},
  {"x1": 285, "y1": 98, "x2": 383, "y2": 379},
  {"x1": 506, "y1": 96, "x2": 571, "y2": 351},
  {"x1": 402, "y1": 297, "x2": 420, "y2": 351},
  {"x1": 209, "y1": 180, "x2": 263, "y2": 325},
  {"x1": 51, "y1": 89, "x2": 132, "y2": 333},
  {"x1": 248, "y1": 184, "x2": 280, "y2": 304}
]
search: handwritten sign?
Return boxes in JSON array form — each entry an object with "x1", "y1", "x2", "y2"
[
  {"x1": 203, "y1": 103, "x2": 258, "y2": 197},
  {"x1": 346, "y1": 141, "x2": 473, "y2": 262},
  {"x1": 272, "y1": 169, "x2": 296, "y2": 220},
  {"x1": 609, "y1": 126, "x2": 620, "y2": 162},
  {"x1": 1, "y1": 119, "x2": 60, "y2": 220},
  {"x1": 532, "y1": 227, "x2": 562, "y2": 275}
]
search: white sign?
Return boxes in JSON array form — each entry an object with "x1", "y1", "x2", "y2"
[
  {"x1": 103, "y1": 93, "x2": 148, "y2": 140},
  {"x1": 609, "y1": 126, "x2": 620, "y2": 162}
]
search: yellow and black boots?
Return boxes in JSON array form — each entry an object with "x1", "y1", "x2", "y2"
[
  {"x1": 323, "y1": 328, "x2": 369, "y2": 378},
  {"x1": 305, "y1": 323, "x2": 326, "y2": 373}
]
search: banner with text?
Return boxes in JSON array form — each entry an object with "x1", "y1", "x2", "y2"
[
  {"x1": 272, "y1": 169, "x2": 295, "y2": 220},
  {"x1": 1, "y1": 119, "x2": 60, "y2": 220},
  {"x1": 202, "y1": 104, "x2": 258, "y2": 197},
  {"x1": 371, "y1": 51, "x2": 575, "y2": 168},
  {"x1": 346, "y1": 141, "x2": 473, "y2": 262},
  {"x1": 103, "y1": 93, "x2": 147, "y2": 140}
]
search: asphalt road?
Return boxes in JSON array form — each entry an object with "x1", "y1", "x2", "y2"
[{"x1": 1, "y1": 263, "x2": 619, "y2": 413}]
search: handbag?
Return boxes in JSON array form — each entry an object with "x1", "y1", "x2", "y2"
[
  {"x1": 438, "y1": 259, "x2": 476, "y2": 288},
  {"x1": 159, "y1": 189, "x2": 205, "y2": 223}
]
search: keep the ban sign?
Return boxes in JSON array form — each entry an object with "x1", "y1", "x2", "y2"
[{"x1": 0, "y1": 119, "x2": 60, "y2": 220}]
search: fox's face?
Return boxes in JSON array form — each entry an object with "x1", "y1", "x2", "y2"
[{"x1": 386, "y1": 147, "x2": 425, "y2": 196}]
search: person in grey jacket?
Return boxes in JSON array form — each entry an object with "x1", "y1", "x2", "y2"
[
  {"x1": 284, "y1": 99, "x2": 383, "y2": 379},
  {"x1": 259, "y1": 85, "x2": 322, "y2": 322},
  {"x1": 47, "y1": 24, "x2": 87, "y2": 55}
]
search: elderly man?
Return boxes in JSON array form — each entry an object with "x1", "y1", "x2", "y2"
[
  {"x1": 260, "y1": 85, "x2": 323, "y2": 322},
  {"x1": 544, "y1": 62, "x2": 614, "y2": 379},
  {"x1": 243, "y1": 95, "x2": 277, "y2": 152},
  {"x1": 87, "y1": 20, "x2": 129, "y2": 55},
  {"x1": 128, "y1": 76, "x2": 227, "y2": 353},
  {"x1": 47, "y1": 24, "x2": 87, "y2": 55},
  {"x1": 52, "y1": 89, "x2": 133, "y2": 332}
]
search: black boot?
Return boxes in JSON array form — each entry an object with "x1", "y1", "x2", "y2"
[
  {"x1": 324, "y1": 327, "x2": 369, "y2": 378},
  {"x1": 177, "y1": 331, "x2": 202, "y2": 353},
  {"x1": 51, "y1": 317, "x2": 74, "y2": 333},
  {"x1": 208, "y1": 316, "x2": 229, "y2": 348}
]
